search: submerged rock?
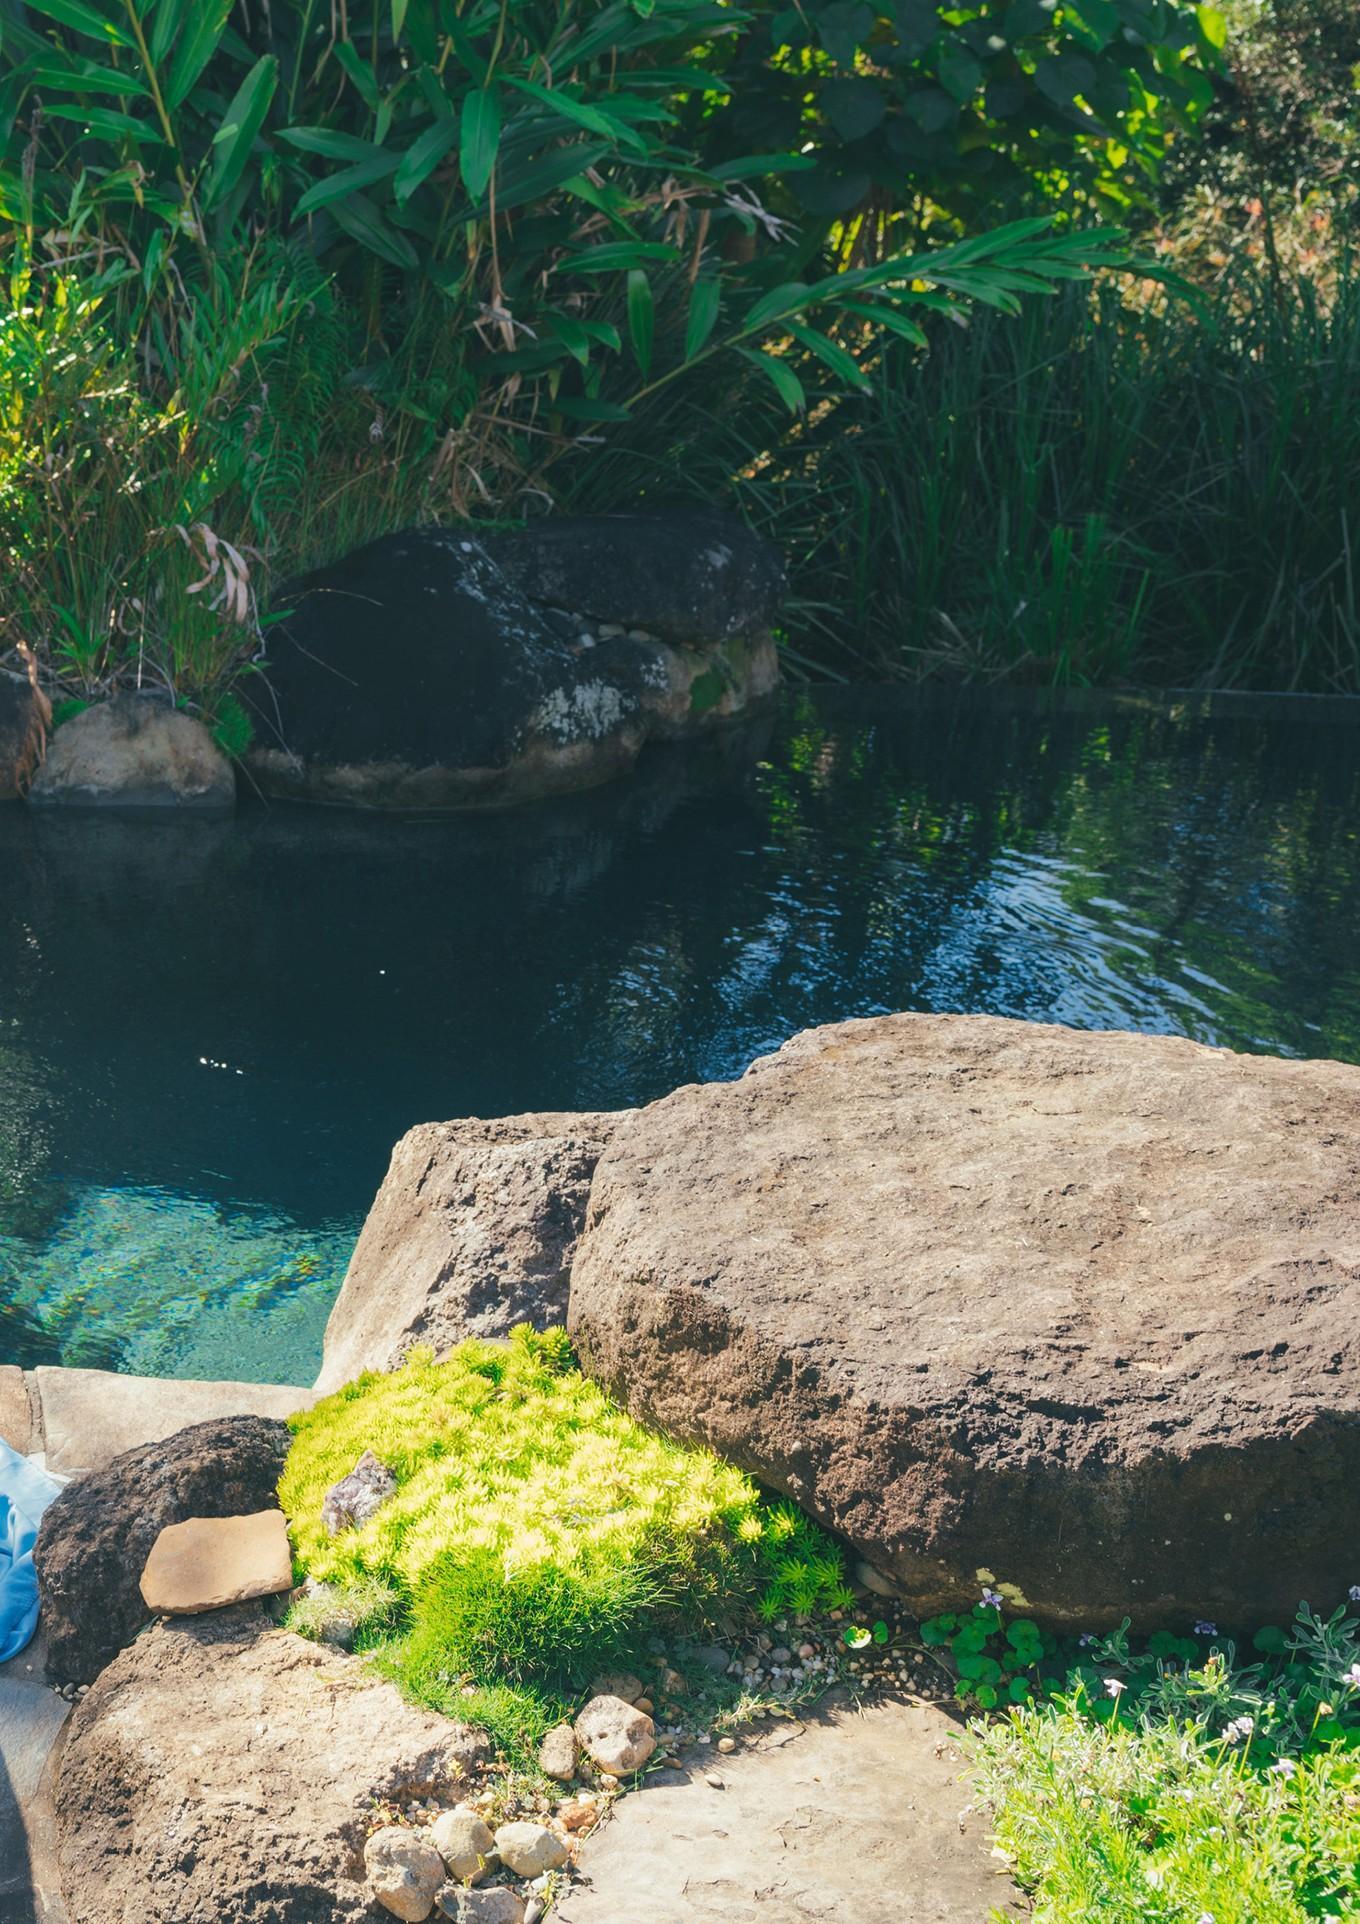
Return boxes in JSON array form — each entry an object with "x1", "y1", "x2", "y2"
[
  {"x1": 316, "y1": 1110, "x2": 626, "y2": 1393},
  {"x1": 33, "y1": 1414, "x2": 289, "y2": 1683},
  {"x1": 323, "y1": 1448, "x2": 398, "y2": 1533},
  {"x1": 55, "y1": 1607, "x2": 489, "y2": 1924},
  {"x1": 245, "y1": 520, "x2": 779, "y2": 813},
  {"x1": 566, "y1": 1012, "x2": 1360, "y2": 1628},
  {"x1": 28, "y1": 695, "x2": 234, "y2": 810}
]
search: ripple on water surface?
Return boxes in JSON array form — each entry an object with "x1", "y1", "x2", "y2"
[{"x1": 2, "y1": 686, "x2": 1358, "y2": 1382}]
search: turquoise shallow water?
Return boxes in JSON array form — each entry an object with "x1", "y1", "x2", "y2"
[{"x1": 2, "y1": 686, "x2": 1358, "y2": 1384}]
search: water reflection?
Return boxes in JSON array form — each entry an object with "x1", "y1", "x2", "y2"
[{"x1": 1, "y1": 688, "x2": 1357, "y2": 1381}]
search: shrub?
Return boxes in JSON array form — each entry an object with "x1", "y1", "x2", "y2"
[{"x1": 279, "y1": 1327, "x2": 848, "y2": 1712}]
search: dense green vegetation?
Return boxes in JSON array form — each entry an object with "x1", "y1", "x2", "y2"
[
  {"x1": 0, "y1": 0, "x2": 1244, "y2": 721},
  {"x1": 279, "y1": 1326, "x2": 848, "y2": 1756},
  {"x1": 971, "y1": 1601, "x2": 1360, "y2": 1920}
]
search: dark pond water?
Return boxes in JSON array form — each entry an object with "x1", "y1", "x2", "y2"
[{"x1": 3, "y1": 687, "x2": 1359, "y2": 1385}]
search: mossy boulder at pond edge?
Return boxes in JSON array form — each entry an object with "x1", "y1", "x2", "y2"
[{"x1": 245, "y1": 513, "x2": 781, "y2": 812}]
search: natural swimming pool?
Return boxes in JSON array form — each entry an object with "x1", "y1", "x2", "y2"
[{"x1": 2, "y1": 686, "x2": 1358, "y2": 1385}]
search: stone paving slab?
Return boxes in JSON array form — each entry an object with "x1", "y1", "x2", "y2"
[
  {"x1": 0, "y1": 1369, "x2": 34, "y2": 1457},
  {"x1": 30, "y1": 1368, "x2": 314, "y2": 1477},
  {"x1": 557, "y1": 1694, "x2": 1021, "y2": 1924},
  {"x1": 0, "y1": 1632, "x2": 70, "y2": 1924}
]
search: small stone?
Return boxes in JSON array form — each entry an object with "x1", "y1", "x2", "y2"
[
  {"x1": 716, "y1": 1737, "x2": 737, "y2": 1754},
  {"x1": 798, "y1": 1643, "x2": 816, "y2": 1660},
  {"x1": 538, "y1": 1722, "x2": 578, "y2": 1783},
  {"x1": 588, "y1": 1670, "x2": 644, "y2": 1705},
  {"x1": 493, "y1": 1821, "x2": 568, "y2": 1878},
  {"x1": 659, "y1": 1667, "x2": 687, "y2": 1697},
  {"x1": 436, "y1": 1890, "x2": 526, "y2": 1924},
  {"x1": 771, "y1": 1646, "x2": 791, "y2": 1664},
  {"x1": 559, "y1": 1796, "x2": 598, "y2": 1833},
  {"x1": 138, "y1": 1510, "x2": 292, "y2": 1615},
  {"x1": 365, "y1": 1826, "x2": 446, "y2": 1921},
  {"x1": 705, "y1": 1773, "x2": 724, "y2": 1789},
  {"x1": 691, "y1": 1645, "x2": 731, "y2": 1674},
  {"x1": 524, "y1": 1900, "x2": 546, "y2": 1924},
  {"x1": 634, "y1": 1697, "x2": 654, "y2": 1715},
  {"x1": 322, "y1": 1449, "x2": 397, "y2": 1534},
  {"x1": 430, "y1": 1806, "x2": 495, "y2": 1882},
  {"x1": 574, "y1": 1694, "x2": 656, "y2": 1775}
]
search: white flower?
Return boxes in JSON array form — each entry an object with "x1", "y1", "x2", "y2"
[
  {"x1": 1104, "y1": 1677, "x2": 1126, "y2": 1698},
  {"x1": 1344, "y1": 1663, "x2": 1360, "y2": 1688},
  {"x1": 1269, "y1": 1758, "x2": 1297, "y2": 1778}
]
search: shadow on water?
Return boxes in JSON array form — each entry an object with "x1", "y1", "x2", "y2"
[{"x1": 2, "y1": 686, "x2": 1359, "y2": 1381}]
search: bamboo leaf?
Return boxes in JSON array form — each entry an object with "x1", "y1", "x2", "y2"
[
  {"x1": 165, "y1": 0, "x2": 230, "y2": 109},
  {"x1": 565, "y1": 240, "x2": 679, "y2": 273},
  {"x1": 627, "y1": 267, "x2": 653, "y2": 377},
  {"x1": 547, "y1": 311, "x2": 591, "y2": 366},
  {"x1": 149, "y1": 0, "x2": 189, "y2": 62},
  {"x1": 505, "y1": 76, "x2": 646, "y2": 153},
  {"x1": 279, "y1": 126, "x2": 390, "y2": 160},
  {"x1": 333, "y1": 40, "x2": 382, "y2": 110},
  {"x1": 736, "y1": 346, "x2": 804, "y2": 413},
  {"x1": 294, "y1": 151, "x2": 400, "y2": 217},
  {"x1": 786, "y1": 317, "x2": 870, "y2": 389},
  {"x1": 392, "y1": 0, "x2": 410, "y2": 38},
  {"x1": 31, "y1": 57, "x2": 153, "y2": 97},
  {"x1": 684, "y1": 276, "x2": 721, "y2": 361},
  {"x1": 837, "y1": 300, "x2": 927, "y2": 347},
  {"x1": 20, "y1": 0, "x2": 130, "y2": 48},
  {"x1": 460, "y1": 85, "x2": 499, "y2": 202},
  {"x1": 393, "y1": 115, "x2": 459, "y2": 201},
  {"x1": 203, "y1": 53, "x2": 277, "y2": 210},
  {"x1": 43, "y1": 102, "x2": 163, "y2": 140},
  {"x1": 330, "y1": 190, "x2": 420, "y2": 267},
  {"x1": 744, "y1": 281, "x2": 809, "y2": 330}
]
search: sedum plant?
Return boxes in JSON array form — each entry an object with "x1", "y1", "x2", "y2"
[{"x1": 279, "y1": 1326, "x2": 848, "y2": 1693}]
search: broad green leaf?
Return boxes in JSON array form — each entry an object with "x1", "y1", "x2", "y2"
[
  {"x1": 938, "y1": 44, "x2": 983, "y2": 104},
  {"x1": 626, "y1": 267, "x2": 653, "y2": 377},
  {"x1": 393, "y1": 116, "x2": 459, "y2": 202},
  {"x1": 786, "y1": 318, "x2": 870, "y2": 389},
  {"x1": 149, "y1": 0, "x2": 190, "y2": 63},
  {"x1": 31, "y1": 58, "x2": 153, "y2": 97},
  {"x1": 577, "y1": 318, "x2": 621, "y2": 350},
  {"x1": 684, "y1": 276, "x2": 721, "y2": 360},
  {"x1": 294, "y1": 152, "x2": 400, "y2": 217},
  {"x1": 547, "y1": 311, "x2": 591, "y2": 365},
  {"x1": 203, "y1": 53, "x2": 277, "y2": 210},
  {"x1": 736, "y1": 346, "x2": 804, "y2": 413},
  {"x1": 505, "y1": 76, "x2": 645, "y2": 152},
  {"x1": 279, "y1": 126, "x2": 390, "y2": 161},
  {"x1": 330, "y1": 190, "x2": 420, "y2": 267},
  {"x1": 1197, "y1": 3, "x2": 1227, "y2": 49},
  {"x1": 822, "y1": 75, "x2": 886, "y2": 142},
  {"x1": 333, "y1": 40, "x2": 382, "y2": 110},
  {"x1": 165, "y1": 0, "x2": 230, "y2": 109},
  {"x1": 21, "y1": 0, "x2": 130, "y2": 48},
  {"x1": 564, "y1": 240, "x2": 680, "y2": 273},
  {"x1": 838, "y1": 299, "x2": 927, "y2": 347},
  {"x1": 460, "y1": 86, "x2": 499, "y2": 202},
  {"x1": 43, "y1": 102, "x2": 163, "y2": 140},
  {"x1": 744, "y1": 281, "x2": 809, "y2": 330}
]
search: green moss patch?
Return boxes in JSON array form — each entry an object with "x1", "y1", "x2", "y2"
[{"x1": 279, "y1": 1327, "x2": 848, "y2": 1750}]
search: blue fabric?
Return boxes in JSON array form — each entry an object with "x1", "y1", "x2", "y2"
[{"x1": 0, "y1": 1439, "x2": 62, "y2": 1663}]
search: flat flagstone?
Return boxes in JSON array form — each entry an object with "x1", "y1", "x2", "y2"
[
  {"x1": 31, "y1": 1368, "x2": 313, "y2": 1478},
  {"x1": 0, "y1": 1368, "x2": 34, "y2": 1457},
  {"x1": 139, "y1": 1510, "x2": 293, "y2": 1616}
]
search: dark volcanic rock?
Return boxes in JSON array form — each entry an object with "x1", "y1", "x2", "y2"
[
  {"x1": 483, "y1": 511, "x2": 786, "y2": 647},
  {"x1": 55, "y1": 1607, "x2": 490, "y2": 1924},
  {"x1": 317, "y1": 1111, "x2": 624, "y2": 1393},
  {"x1": 566, "y1": 1013, "x2": 1360, "y2": 1629},
  {"x1": 246, "y1": 525, "x2": 778, "y2": 811},
  {"x1": 33, "y1": 1414, "x2": 289, "y2": 1682}
]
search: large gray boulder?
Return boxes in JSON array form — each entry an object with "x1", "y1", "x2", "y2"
[
  {"x1": 55, "y1": 1607, "x2": 489, "y2": 1924},
  {"x1": 246, "y1": 521, "x2": 779, "y2": 812},
  {"x1": 566, "y1": 1014, "x2": 1360, "y2": 1629},
  {"x1": 28, "y1": 695, "x2": 234, "y2": 810},
  {"x1": 317, "y1": 1111, "x2": 624, "y2": 1393},
  {"x1": 33, "y1": 1414, "x2": 289, "y2": 1682}
]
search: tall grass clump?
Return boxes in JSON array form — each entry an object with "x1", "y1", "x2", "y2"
[
  {"x1": 747, "y1": 265, "x2": 1360, "y2": 691},
  {"x1": 279, "y1": 1327, "x2": 848, "y2": 1748}
]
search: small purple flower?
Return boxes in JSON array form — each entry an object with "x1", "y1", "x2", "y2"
[
  {"x1": 1269, "y1": 1758, "x2": 1296, "y2": 1779},
  {"x1": 1343, "y1": 1663, "x2": 1360, "y2": 1688},
  {"x1": 980, "y1": 1588, "x2": 1003, "y2": 1609},
  {"x1": 1349, "y1": 1586, "x2": 1360, "y2": 1604},
  {"x1": 1194, "y1": 1620, "x2": 1217, "y2": 1637},
  {"x1": 1078, "y1": 1632, "x2": 1096, "y2": 1647},
  {"x1": 1197, "y1": 1913, "x2": 1215, "y2": 1924}
]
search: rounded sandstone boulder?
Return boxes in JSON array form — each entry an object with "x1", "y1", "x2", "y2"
[
  {"x1": 366, "y1": 1827, "x2": 447, "y2": 1921},
  {"x1": 573, "y1": 1694, "x2": 656, "y2": 1775},
  {"x1": 28, "y1": 695, "x2": 235, "y2": 811}
]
